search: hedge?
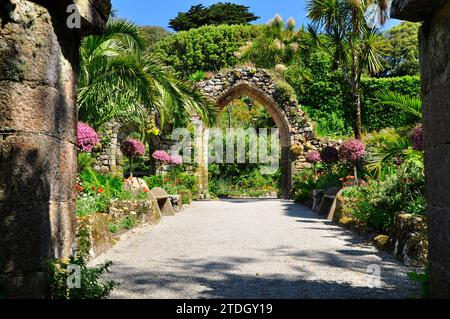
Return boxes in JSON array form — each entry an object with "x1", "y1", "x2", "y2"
[
  {"x1": 154, "y1": 24, "x2": 262, "y2": 77},
  {"x1": 360, "y1": 75, "x2": 421, "y2": 131}
]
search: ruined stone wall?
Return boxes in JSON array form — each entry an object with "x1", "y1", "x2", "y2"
[
  {"x1": 419, "y1": 2, "x2": 450, "y2": 299},
  {"x1": 0, "y1": 0, "x2": 110, "y2": 298},
  {"x1": 392, "y1": 0, "x2": 450, "y2": 298}
]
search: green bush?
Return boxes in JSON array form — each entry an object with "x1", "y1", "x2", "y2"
[
  {"x1": 143, "y1": 175, "x2": 164, "y2": 189},
  {"x1": 341, "y1": 158, "x2": 425, "y2": 233},
  {"x1": 296, "y1": 51, "x2": 421, "y2": 136},
  {"x1": 292, "y1": 163, "x2": 352, "y2": 204},
  {"x1": 48, "y1": 255, "x2": 117, "y2": 299},
  {"x1": 154, "y1": 24, "x2": 262, "y2": 76}
]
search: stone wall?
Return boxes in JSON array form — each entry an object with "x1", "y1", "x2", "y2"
[
  {"x1": 392, "y1": 0, "x2": 450, "y2": 298},
  {"x1": 0, "y1": 0, "x2": 110, "y2": 298}
]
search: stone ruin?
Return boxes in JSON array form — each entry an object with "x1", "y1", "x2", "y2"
[
  {"x1": 392, "y1": 0, "x2": 450, "y2": 298},
  {"x1": 0, "y1": 0, "x2": 111, "y2": 298},
  {"x1": 197, "y1": 67, "x2": 341, "y2": 198}
]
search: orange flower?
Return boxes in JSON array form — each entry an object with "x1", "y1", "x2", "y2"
[
  {"x1": 144, "y1": 188, "x2": 149, "y2": 193},
  {"x1": 91, "y1": 186, "x2": 96, "y2": 191},
  {"x1": 75, "y1": 184, "x2": 83, "y2": 192},
  {"x1": 98, "y1": 187, "x2": 104, "y2": 194}
]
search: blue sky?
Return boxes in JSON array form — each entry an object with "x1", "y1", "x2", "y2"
[{"x1": 112, "y1": 0, "x2": 400, "y2": 31}]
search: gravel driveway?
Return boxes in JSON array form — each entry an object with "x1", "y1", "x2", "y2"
[{"x1": 93, "y1": 199, "x2": 420, "y2": 299}]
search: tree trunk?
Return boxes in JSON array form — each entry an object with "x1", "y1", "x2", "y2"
[{"x1": 352, "y1": 83, "x2": 362, "y2": 140}]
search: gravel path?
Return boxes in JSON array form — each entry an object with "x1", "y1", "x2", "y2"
[{"x1": 93, "y1": 199, "x2": 419, "y2": 299}]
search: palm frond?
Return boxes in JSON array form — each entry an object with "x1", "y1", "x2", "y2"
[{"x1": 374, "y1": 90, "x2": 422, "y2": 120}]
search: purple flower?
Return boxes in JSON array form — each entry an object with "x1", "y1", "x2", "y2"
[
  {"x1": 77, "y1": 122, "x2": 99, "y2": 152},
  {"x1": 306, "y1": 151, "x2": 321, "y2": 164},
  {"x1": 411, "y1": 125, "x2": 424, "y2": 151},
  {"x1": 320, "y1": 146, "x2": 339, "y2": 164},
  {"x1": 169, "y1": 155, "x2": 183, "y2": 165},
  {"x1": 339, "y1": 139, "x2": 366, "y2": 163},
  {"x1": 121, "y1": 138, "x2": 145, "y2": 159},
  {"x1": 152, "y1": 150, "x2": 171, "y2": 163}
]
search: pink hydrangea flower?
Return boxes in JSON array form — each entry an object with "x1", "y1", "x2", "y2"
[
  {"x1": 411, "y1": 125, "x2": 424, "y2": 151},
  {"x1": 76, "y1": 122, "x2": 99, "y2": 152},
  {"x1": 306, "y1": 151, "x2": 321, "y2": 164},
  {"x1": 152, "y1": 150, "x2": 171, "y2": 163},
  {"x1": 121, "y1": 138, "x2": 145, "y2": 159},
  {"x1": 339, "y1": 139, "x2": 366, "y2": 163}
]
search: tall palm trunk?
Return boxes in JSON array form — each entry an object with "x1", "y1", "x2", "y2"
[{"x1": 352, "y1": 82, "x2": 362, "y2": 140}]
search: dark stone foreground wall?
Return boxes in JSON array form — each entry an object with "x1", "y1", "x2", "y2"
[
  {"x1": 0, "y1": 0, "x2": 110, "y2": 298},
  {"x1": 393, "y1": 0, "x2": 450, "y2": 298}
]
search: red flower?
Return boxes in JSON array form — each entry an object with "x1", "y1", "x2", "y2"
[
  {"x1": 98, "y1": 187, "x2": 104, "y2": 194},
  {"x1": 144, "y1": 188, "x2": 149, "y2": 193}
]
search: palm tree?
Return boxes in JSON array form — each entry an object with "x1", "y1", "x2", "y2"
[
  {"x1": 307, "y1": 0, "x2": 387, "y2": 139},
  {"x1": 78, "y1": 19, "x2": 216, "y2": 130},
  {"x1": 374, "y1": 90, "x2": 422, "y2": 120}
]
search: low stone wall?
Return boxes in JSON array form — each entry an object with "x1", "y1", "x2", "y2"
[
  {"x1": 320, "y1": 191, "x2": 428, "y2": 267},
  {"x1": 390, "y1": 212, "x2": 428, "y2": 267},
  {"x1": 76, "y1": 199, "x2": 161, "y2": 258}
]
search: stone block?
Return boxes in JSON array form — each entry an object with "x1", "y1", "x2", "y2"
[{"x1": 0, "y1": 133, "x2": 77, "y2": 202}]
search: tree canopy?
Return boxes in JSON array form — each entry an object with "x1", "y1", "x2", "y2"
[
  {"x1": 169, "y1": 2, "x2": 259, "y2": 31},
  {"x1": 139, "y1": 26, "x2": 172, "y2": 51},
  {"x1": 381, "y1": 22, "x2": 420, "y2": 77}
]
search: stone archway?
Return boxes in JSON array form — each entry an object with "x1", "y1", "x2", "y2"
[{"x1": 197, "y1": 67, "x2": 321, "y2": 199}]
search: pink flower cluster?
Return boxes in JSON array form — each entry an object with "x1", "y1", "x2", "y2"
[
  {"x1": 77, "y1": 122, "x2": 99, "y2": 152},
  {"x1": 411, "y1": 125, "x2": 423, "y2": 151},
  {"x1": 339, "y1": 139, "x2": 366, "y2": 163},
  {"x1": 306, "y1": 151, "x2": 321, "y2": 164},
  {"x1": 152, "y1": 151, "x2": 183, "y2": 165},
  {"x1": 121, "y1": 138, "x2": 145, "y2": 159}
]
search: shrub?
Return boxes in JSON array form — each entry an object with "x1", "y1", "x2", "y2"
[
  {"x1": 274, "y1": 79, "x2": 296, "y2": 105},
  {"x1": 341, "y1": 158, "x2": 425, "y2": 233},
  {"x1": 48, "y1": 255, "x2": 117, "y2": 299},
  {"x1": 154, "y1": 24, "x2": 262, "y2": 76},
  {"x1": 143, "y1": 175, "x2": 164, "y2": 189},
  {"x1": 77, "y1": 122, "x2": 99, "y2": 152}
]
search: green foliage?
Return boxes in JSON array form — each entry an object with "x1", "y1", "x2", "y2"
[
  {"x1": 139, "y1": 26, "x2": 171, "y2": 50},
  {"x1": 120, "y1": 216, "x2": 138, "y2": 230},
  {"x1": 238, "y1": 15, "x2": 307, "y2": 69},
  {"x1": 301, "y1": 60, "x2": 421, "y2": 136},
  {"x1": 292, "y1": 163, "x2": 352, "y2": 203},
  {"x1": 360, "y1": 76, "x2": 421, "y2": 131},
  {"x1": 76, "y1": 196, "x2": 103, "y2": 217},
  {"x1": 48, "y1": 255, "x2": 117, "y2": 299},
  {"x1": 189, "y1": 70, "x2": 207, "y2": 82},
  {"x1": 342, "y1": 158, "x2": 425, "y2": 233},
  {"x1": 374, "y1": 90, "x2": 422, "y2": 120},
  {"x1": 365, "y1": 128, "x2": 414, "y2": 178},
  {"x1": 168, "y1": 3, "x2": 259, "y2": 32},
  {"x1": 408, "y1": 265, "x2": 430, "y2": 299},
  {"x1": 143, "y1": 175, "x2": 163, "y2": 189},
  {"x1": 381, "y1": 22, "x2": 420, "y2": 77},
  {"x1": 77, "y1": 153, "x2": 96, "y2": 172},
  {"x1": 78, "y1": 19, "x2": 216, "y2": 129},
  {"x1": 274, "y1": 79, "x2": 297, "y2": 105},
  {"x1": 155, "y1": 24, "x2": 261, "y2": 76},
  {"x1": 307, "y1": 0, "x2": 388, "y2": 137}
]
